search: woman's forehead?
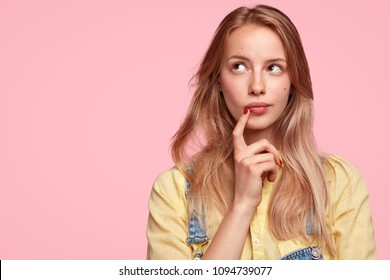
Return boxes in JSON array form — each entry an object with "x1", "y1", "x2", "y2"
[{"x1": 223, "y1": 24, "x2": 286, "y2": 60}]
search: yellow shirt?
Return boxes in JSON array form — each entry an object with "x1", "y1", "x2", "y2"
[{"x1": 146, "y1": 155, "x2": 376, "y2": 259}]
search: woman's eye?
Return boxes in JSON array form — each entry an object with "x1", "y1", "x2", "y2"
[
  {"x1": 232, "y1": 63, "x2": 246, "y2": 72},
  {"x1": 268, "y1": 64, "x2": 282, "y2": 74}
]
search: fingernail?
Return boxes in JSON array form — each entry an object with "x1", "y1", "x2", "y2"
[
  {"x1": 279, "y1": 158, "x2": 283, "y2": 166},
  {"x1": 243, "y1": 108, "x2": 249, "y2": 114}
]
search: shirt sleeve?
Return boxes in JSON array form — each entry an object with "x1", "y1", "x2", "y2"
[
  {"x1": 146, "y1": 167, "x2": 193, "y2": 259},
  {"x1": 330, "y1": 156, "x2": 377, "y2": 259}
]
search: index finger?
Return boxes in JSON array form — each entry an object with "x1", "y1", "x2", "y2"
[{"x1": 232, "y1": 107, "x2": 250, "y2": 150}]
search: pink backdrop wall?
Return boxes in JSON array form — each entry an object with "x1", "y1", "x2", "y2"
[{"x1": 1, "y1": 0, "x2": 389, "y2": 259}]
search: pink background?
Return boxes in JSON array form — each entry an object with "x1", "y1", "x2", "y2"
[{"x1": 1, "y1": 0, "x2": 389, "y2": 259}]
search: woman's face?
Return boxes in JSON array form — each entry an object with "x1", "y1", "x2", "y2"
[{"x1": 219, "y1": 24, "x2": 291, "y2": 141}]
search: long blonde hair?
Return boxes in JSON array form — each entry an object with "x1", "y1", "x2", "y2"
[{"x1": 171, "y1": 5, "x2": 336, "y2": 255}]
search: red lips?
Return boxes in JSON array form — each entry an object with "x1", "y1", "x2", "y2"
[{"x1": 246, "y1": 102, "x2": 270, "y2": 115}]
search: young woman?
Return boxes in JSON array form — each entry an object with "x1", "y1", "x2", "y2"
[{"x1": 146, "y1": 4, "x2": 376, "y2": 260}]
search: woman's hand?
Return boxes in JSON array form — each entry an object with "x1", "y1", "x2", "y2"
[
  {"x1": 202, "y1": 109, "x2": 282, "y2": 259},
  {"x1": 232, "y1": 109, "x2": 281, "y2": 210}
]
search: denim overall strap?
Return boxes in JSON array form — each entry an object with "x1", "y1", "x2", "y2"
[
  {"x1": 280, "y1": 246, "x2": 323, "y2": 260},
  {"x1": 185, "y1": 179, "x2": 209, "y2": 259},
  {"x1": 305, "y1": 209, "x2": 314, "y2": 235},
  {"x1": 289, "y1": 161, "x2": 325, "y2": 260},
  {"x1": 281, "y1": 210, "x2": 324, "y2": 260}
]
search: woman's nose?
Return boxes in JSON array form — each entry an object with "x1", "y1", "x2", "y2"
[{"x1": 249, "y1": 74, "x2": 265, "y2": 95}]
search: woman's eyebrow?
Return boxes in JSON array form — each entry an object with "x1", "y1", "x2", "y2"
[
  {"x1": 266, "y1": 58, "x2": 287, "y2": 64},
  {"x1": 227, "y1": 55, "x2": 286, "y2": 64},
  {"x1": 227, "y1": 55, "x2": 250, "y2": 61}
]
